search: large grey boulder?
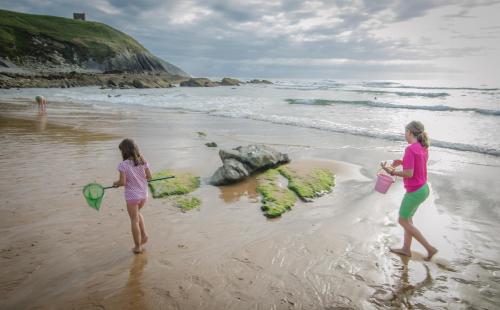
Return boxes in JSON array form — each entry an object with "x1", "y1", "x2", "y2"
[{"x1": 211, "y1": 145, "x2": 290, "y2": 185}]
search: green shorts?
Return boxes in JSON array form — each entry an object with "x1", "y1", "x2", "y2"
[{"x1": 399, "y1": 184, "x2": 429, "y2": 219}]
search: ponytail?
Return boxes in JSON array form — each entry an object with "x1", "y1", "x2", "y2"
[
  {"x1": 406, "y1": 121, "x2": 430, "y2": 149},
  {"x1": 416, "y1": 131, "x2": 429, "y2": 148}
]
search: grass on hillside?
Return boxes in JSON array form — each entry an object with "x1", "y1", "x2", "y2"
[{"x1": 0, "y1": 9, "x2": 146, "y2": 60}]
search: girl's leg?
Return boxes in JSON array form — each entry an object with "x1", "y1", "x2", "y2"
[
  {"x1": 391, "y1": 218, "x2": 413, "y2": 257},
  {"x1": 127, "y1": 202, "x2": 142, "y2": 253},
  {"x1": 403, "y1": 217, "x2": 413, "y2": 249},
  {"x1": 138, "y1": 200, "x2": 148, "y2": 245},
  {"x1": 398, "y1": 217, "x2": 437, "y2": 260}
]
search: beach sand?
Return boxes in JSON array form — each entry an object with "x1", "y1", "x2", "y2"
[{"x1": 1, "y1": 99, "x2": 499, "y2": 309}]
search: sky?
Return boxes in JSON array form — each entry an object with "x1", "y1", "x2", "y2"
[{"x1": 1, "y1": 0, "x2": 500, "y2": 83}]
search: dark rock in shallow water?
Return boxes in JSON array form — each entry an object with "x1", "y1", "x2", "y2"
[
  {"x1": 211, "y1": 158, "x2": 250, "y2": 185},
  {"x1": 210, "y1": 144, "x2": 290, "y2": 185},
  {"x1": 248, "y1": 79, "x2": 272, "y2": 84},
  {"x1": 205, "y1": 142, "x2": 218, "y2": 147}
]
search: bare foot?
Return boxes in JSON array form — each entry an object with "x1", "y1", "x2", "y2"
[
  {"x1": 425, "y1": 247, "x2": 438, "y2": 261},
  {"x1": 141, "y1": 235, "x2": 149, "y2": 245},
  {"x1": 132, "y1": 246, "x2": 143, "y2": 254},
  {"x1": 390, "y1": 247, "x2": 411, "y2": 257}
]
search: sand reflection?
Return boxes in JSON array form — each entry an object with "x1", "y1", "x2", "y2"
[
  {"x1": 119, "y1": 253, "x2": 148, "y2": 308},
  {"x1": 35, "y1": 112, "x2": 47, "y2": 131},
  {"x1": 373, "y1": 254, "x2": 433, "y2": 308}
]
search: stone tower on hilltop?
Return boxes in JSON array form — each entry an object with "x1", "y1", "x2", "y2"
[{"x1": 73, "y1": 13, "x2": 85, "y2": 21}]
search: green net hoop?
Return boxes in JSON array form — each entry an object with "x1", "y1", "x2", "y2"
[{"x1": 83, "y1": 183, "x2": 105, "y2": 211}]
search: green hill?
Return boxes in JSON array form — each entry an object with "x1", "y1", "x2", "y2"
[{"x1": 0, "y1": 9, "x2": 188, "y2": 75}]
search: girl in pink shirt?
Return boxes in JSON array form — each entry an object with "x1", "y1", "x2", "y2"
[
  {"x1": 382, "y1": 121, "x2": 437, "y2": 261},
  {"x1": 113, "y1": 139, "x2": 152, "y2": 254}
]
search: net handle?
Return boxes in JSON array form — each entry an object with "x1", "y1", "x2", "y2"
[{"x1": 103, "y1": 176, "x2": 175, "y2": 189}]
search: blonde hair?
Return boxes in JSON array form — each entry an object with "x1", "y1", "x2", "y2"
[{"x1": 406, "y1": 121, "x2": 429, "y2": 148}]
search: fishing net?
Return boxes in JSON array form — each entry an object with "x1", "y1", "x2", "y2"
[{"x1": 83, "y1": 183, "x2": 105, "y2": 211}]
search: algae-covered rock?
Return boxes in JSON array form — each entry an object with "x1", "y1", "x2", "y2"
[
  {"x1": 149, "y1": 170, "x2": 200, "y2": 198},
  {"x1": 175, "y1": 196, "x2": 201, "y2": 212},
  {"x1": 211, "y1": 144, "x2": 290, "y2": 185},
  {"x1": 221, "y1": 77, "x2": 241, "y2": 86},
  {"x1": 205, "y1": 142, "x2": 217, "y2": 147},
  {"x1": 277, "y1": 167, "x2": 335, "y2": 201},
  {"x1": 180, "y1": 78, "x2": 217, "y2": 87},
  {"x1": 257, "y1": 169, "x2": 297, "y2": 218}
]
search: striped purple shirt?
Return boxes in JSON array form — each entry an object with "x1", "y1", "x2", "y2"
[{"x1": 118, "y1": 159, "x2": 149, "y2": 201}]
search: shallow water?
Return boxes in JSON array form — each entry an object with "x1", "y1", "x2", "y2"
[
  {"x1": 0, "y1": 99, "x2": 499, "y2": 309},
  {"x1": 1, "y1": 78, "x2": 500, "y2": 156}
]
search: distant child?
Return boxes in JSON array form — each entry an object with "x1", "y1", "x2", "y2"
[
  {"x1": 113, "y1": 139, "x2": 152, "y2": 254},
  {"x1": 381, "y1": 121, "x2": 438, "y2": 261},
  {"x1": 35, "y1": 95, "x2": 46, "y2": 113}
]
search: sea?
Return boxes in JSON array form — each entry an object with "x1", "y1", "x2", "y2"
[{"x1": 1, "y1": 78, "x2": 499, "y2": 158}]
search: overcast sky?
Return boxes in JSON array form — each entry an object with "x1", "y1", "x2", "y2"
[{"x1": 2, "y1": 0, "x2": 499, "y2": 83}]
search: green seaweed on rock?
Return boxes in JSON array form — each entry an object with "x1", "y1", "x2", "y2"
[
  {"x1": 277, "y1": 166, "x2": 335, "y2": 201},
  {"x1": 149, "y1": 170, "x2": 200, "y2": 198},
  {"x1": 175, "y1": 196, "x2": 201, "y2": 212},
  {"x1": 256, "y1": 169, "x2": 297, "y2": 218}
]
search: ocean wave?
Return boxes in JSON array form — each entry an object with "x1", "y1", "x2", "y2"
[
  {"x1": 286, "y1": 99, "x2": 500, "y2": 116},
  {"x1": 361, "y1": 83, "x2": 499, "y2": 91},
  {"x1": 345, "y1": 89, "x2": 450, "y2": 98},
  {"x1": 209, "y1": 110, "x2": 500, "y2": 157}
]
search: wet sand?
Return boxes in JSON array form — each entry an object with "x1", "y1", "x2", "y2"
[{"x1": 1, "y1": 99, "x2": 499, "y2": 309}]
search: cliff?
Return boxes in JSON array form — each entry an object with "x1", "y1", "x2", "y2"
[{"x1": 0, "y1": 9, "x2": 188, "y2": 76}]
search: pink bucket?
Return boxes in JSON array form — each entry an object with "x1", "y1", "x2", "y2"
[{"x1": 374, "y1": 172, "x2": 395, "y2": 194}]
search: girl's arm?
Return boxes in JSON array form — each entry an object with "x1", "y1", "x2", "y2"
[
  {"x1": 145, "y1": 167, "x2": 152, "y2": 181},
  {"x1": 113, "y1": 171, "x2": 126, "y2": 187},
  {"x1": 381, "y1": 163, "x2": 413, "y2": 178},
  {"x1": 392, "y1": 169, "x2": 413, "y2": 178}
]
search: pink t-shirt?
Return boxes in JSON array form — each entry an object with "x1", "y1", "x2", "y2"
[
  {"x1": 117, "y1": 159, "x2": 149, "y2": 201},
  {"x1": 402, "y1": 143, "x2": 428, "y2": 192}
]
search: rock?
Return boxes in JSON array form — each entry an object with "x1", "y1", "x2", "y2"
[
  {"x1": 248, "y1": 79, "x2": 272, "y2": 84},
  {"x1": 175, "y1": 196, "x2": 201, "y2": 212},
  {"x1": 210, "y1": 144, "x2": 290, "y2": 185},
  {"x1": 132, "y1": 79, "x2": 146, "y2": 88},
  {"x1": 211, "y1": 159, "x2": 250, "y2": 185},
  {"x1": 180, "y1": 78, "x2": 217, "y2": 87},
  {"x1": 107, "y1": 79, "x2": 117, "y2": 87},
  {"x1": 220, "y1": 145, "x2": 290, "y2": 170},
  {"x1": 257, "y1": 169, "x2": 297, "y2": 218},
  {"x1": 278, "y1": 167, "x2": 335, "y2": 201},
  {"x1": 205, "y1": 142, "x2": 217, "y2": 147},
  {"x1": 221, "y1": 77, "x2": 241, "y2": 86},
  {"x1": 149, "y1": 170, "x2": 200, "y2": 198}
]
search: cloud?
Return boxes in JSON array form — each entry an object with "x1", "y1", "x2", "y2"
[{"x1": 0, "y1": 0, "x2": 499, "y2": 80}]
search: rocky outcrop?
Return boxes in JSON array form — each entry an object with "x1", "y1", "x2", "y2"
[
  {"x1": 180, "y1": 78, "x2": 217, "y2": 87},
  {"x1": 0, "y1": 71, "x2": 180, "y2": 89},
  {"x1": 0, "y1": 9, "x2": 189, "y2": 88},
  {"x1": 248, "y1": 79, "x2": 272, "y2": 84},
  {"x1": 221, "y1": 77, "x2": 241, "y2": 86},
  {"x1": 210, "y1": 145, "x2": 290, "y2": 185}
]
